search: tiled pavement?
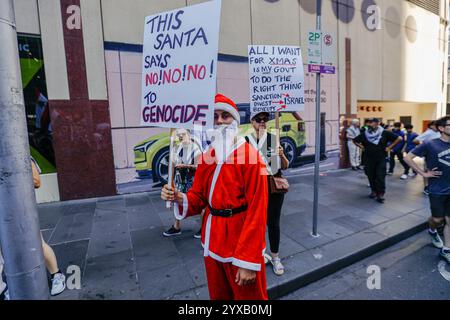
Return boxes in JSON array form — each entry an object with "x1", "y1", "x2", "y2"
[{"x1": 39, "y1": 167, "x2": 429, "y2": 300}]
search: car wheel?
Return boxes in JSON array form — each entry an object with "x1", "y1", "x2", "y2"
[
  {"x1": 152, "y1": 147, "x2": 170, "y2": 184},
  {"x1": 280, "y1": 138, "x2": 297, "y2": 167}
]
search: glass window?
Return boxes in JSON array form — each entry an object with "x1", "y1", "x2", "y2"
[{"x1": 18, "y1": 34, "x2": 56, "y2": 174}]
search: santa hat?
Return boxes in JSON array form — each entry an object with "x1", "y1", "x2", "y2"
[{"x1": 215, "y1": 93, "x2": 240, "y2": 124}]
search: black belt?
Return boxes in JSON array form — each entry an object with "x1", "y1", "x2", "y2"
[{"x1": 208, "y1": 205, "x2": 248, "y2": 217}]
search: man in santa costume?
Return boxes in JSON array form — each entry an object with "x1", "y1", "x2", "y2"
[{"x1": 161, "y1": 93, "x2": 269, "y2": 300}]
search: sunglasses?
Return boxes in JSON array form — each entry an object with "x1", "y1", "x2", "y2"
[{"x1": 254, "y1": 117, "x2": 269, "y2": 123}]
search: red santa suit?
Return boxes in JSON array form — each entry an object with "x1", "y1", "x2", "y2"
[{"x1": 174, "y1": 94, "x2": 269, "y2": 300}]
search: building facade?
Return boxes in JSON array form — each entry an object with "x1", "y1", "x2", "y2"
[{"x1": 13, "y1": 0, "x2": 449, "y2": 203}]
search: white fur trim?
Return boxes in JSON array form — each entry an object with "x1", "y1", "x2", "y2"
[
  {"x1": 232, "y1": 258, "x2": 262, "y2": 272},
  {"x1": 203, "y1": 249, "x2": 262, "y2": 272},
  {"x1": 215, "y1": 102, "x2": 240, "y2": 124},
  {"x1": 203, "y1": 214, "x2": 213, "y2": 257},
  {"x1": 173, "y1": 193, "x2": 188, "y2": 220}
]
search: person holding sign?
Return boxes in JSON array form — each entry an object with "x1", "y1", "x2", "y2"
[
  {"x1": 245, "y1": 112, "x2": 289, "y2": 276},
  {"x1": 163, "y1": 129, "x2": 203, "y2": 238},
  {"x1": 161, "y1": 94, "x2": 269, "y2": 300}
]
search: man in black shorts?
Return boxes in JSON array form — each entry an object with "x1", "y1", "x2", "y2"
[
  {"x1": 404, "y1": 116, "x2": 450, "y2": 264},
  {"x1": 354, "y1": 118, "x2": 402, "y2": 203}
]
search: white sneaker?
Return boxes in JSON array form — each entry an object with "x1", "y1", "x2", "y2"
[
  {"x1": 428, "y1": 230, "x2": 444, "y2": 249},
  {"x1": 50, "y1": 273, "x2": 66, "y2": 296},
  {"x1": 400, "y1": 174, "x2": 408, "y2": 180},
  {"x1": 440, "y1": 249, "x2": 450, "y2": 264},
  {"x1": 408, "y1": 172, "x2": 416, "y2": 177},
  {"x1": 271, "y1": 257, "x2": 285, "y2": 276},
  {"x1": 263, "y1": 253, "x2": 272, "y2": 265}
]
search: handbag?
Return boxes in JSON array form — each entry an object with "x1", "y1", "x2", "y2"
[{"x1": 268, "y1": 175, "x2": 289, "y2": 194}]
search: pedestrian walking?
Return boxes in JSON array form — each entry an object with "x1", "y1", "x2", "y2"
[
  {"x1": 161, "y1": 94, "x2": 269, "y2": 300},
  {"x1": 346, "y1": 119, "x2": 362, "y2": 170},
  {"x1": 387, "y1": 122, "x2": 409, "y2": 179},
  {"x1": 413, "y1": 121, "x2": 442, "y2": 195},
  {"x1": 404, "y1": 124, "x2": 418, "y2": 177},
  {"x1": 31, "y1": 158, "x2": 66, "y2": 296},
  {"x1": 245, "y1": 112, "x2": 289, "y2": 276},
  {"x1": 163, "y1": 129, "x2": 203, "y2": 238},
  {"x1": 404, "y1": 116, "x2": 450, "y2": 264},
  {"x1": 353, "y1": 118, "x2": 402, "y2": 203}
]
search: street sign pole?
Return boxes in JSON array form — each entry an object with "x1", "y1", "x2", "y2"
[
  {"x1": 312, "y1": 0, "x2": 322, "y2": 237},
  {"x1": 0, "y1": 0, "x2": 49, "y2": 299}
]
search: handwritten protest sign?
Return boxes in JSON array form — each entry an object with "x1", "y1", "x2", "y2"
[
  {"x1": 248, "y1": 45, "x2": 305, "y2": 117},
  {"x1": 141, "y1": 0, "x2": 221, "y2": 129}
]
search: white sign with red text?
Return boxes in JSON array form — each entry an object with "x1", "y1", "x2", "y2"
[
  {"x1": 140, "y1": 0, "x2": 221, "y2": 129},
  {"x1": 248, "y1": 45, "x2": 305, "y2": 117}
]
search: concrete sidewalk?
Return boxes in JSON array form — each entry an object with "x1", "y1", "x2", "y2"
[{"x1": 38, "y1": 167, "x2": 430, "y2": 300}]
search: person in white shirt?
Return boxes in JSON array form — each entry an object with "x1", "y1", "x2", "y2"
[
  {"x1": 414, "y1": 121, "x2": 441, "y2": 144},
  {"x1": 346, "y1": 119, "x2": 362, "y2": 170},
  {"x1": 413, "y1": 121, "x2": 441, "y2": 195},
  {"x1": 163, "y1": 129, "x2": 203, "y2": 238}
]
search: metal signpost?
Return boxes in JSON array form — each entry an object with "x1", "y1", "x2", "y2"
[
  {"x1": 0, "y1": 0, "x2": 49, "y2": 299},
  {"x1": 312, "y1": 0, "x2": 322, "y2": 237}
]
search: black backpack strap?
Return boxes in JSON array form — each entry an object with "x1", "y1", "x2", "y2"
[{"x1": 267, "y1": 133, "x2": 272, "y2": 150}]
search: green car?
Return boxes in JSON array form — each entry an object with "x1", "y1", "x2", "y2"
[{"x1": 134, "y1": 104, "x2": 306, "y2": 184}]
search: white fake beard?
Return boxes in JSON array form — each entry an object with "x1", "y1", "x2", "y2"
[{"x1": 211, "y1": 120, "x2": 239, "y2": 163}]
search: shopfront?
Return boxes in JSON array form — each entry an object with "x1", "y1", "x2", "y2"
[
  {"x1": 357, "y1": 101, "x2": 438, "y2": 133},
  {"x1": 18, "y1": 34, "x2": 60, "y2": 203}
]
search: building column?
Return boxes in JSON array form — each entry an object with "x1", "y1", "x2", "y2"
[{"x1": 38, "y1": 0, "x2": 116, "y2": 200}]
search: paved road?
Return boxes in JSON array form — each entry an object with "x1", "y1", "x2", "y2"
[{"x1": 281, "y1": 232, "x2": 450, "y2": 300}]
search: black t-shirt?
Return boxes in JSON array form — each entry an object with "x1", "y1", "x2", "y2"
[{"x1": 354, "y1": 130, "x2": 399, "y2": 159}]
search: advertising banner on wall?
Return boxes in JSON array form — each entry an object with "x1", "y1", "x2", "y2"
[
  {"x1": 140, "y1": 0, "x2": 222, "y2": 130},
  {"x1": 18, "y1": 35, "x2": 56, "y2": 175},
  {"x1": 248, "y1": 45, "x2": 305, "y2": 118}
]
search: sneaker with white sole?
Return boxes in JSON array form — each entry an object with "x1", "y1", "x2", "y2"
[
  {"x1": 163, "y1": 226, "x2": 182, "y2": 237},
  {"x1": 408, "y1": 172, "x2": 416, "y2": 177},
  {"x1": 263, "y1": 253, "x2": 272, "y2": 265},
  {"x1": 193, "y1": 229, "x2": 202, "y2": 239},
  {"x1": 50, "y1": 272, "x2": 66, "y2": 296},
  {"x1": 440, "y1": 249, "x2": 450, "y2": 264},
  {"x1": 429, "y1": 230, "x2": 444, "y2": 249},
  {"x1": 271, "y1": 257, "x2": 284, "y2": 276},
  {"x1": 400, "y1": 174, "x2": 408, "y2": 180}
]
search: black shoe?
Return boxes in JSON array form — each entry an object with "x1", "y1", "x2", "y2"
[
  {"x1": 351, "y1": 167, "x2": 357, "y2": 171},
  {"x1": 369, "y1": 191, "x2": 377, "y2": 199},
  {"x1": 376, "y1": 194, "x2": 385, "y2": 203},
  {"x1": 163, "y1": 226, "x2": 182, "y2": 237},
  {"x1": 194, "y1": 229, "x2": 202, "y2": 239}
]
